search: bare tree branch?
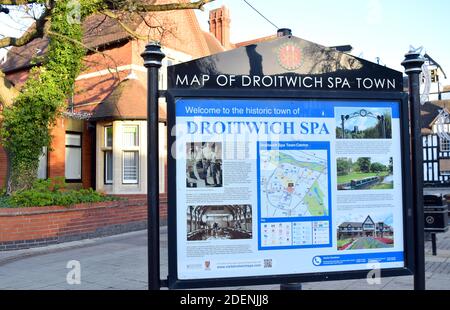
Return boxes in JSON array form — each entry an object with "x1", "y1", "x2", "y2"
[
  {"x1": 0, "y1": 8, "x2": 50, "y2": 49},
  {"x1": 102, "y1": 10, "x2": 147, "y2": 40},
  {"x1": 107, "y1": 0, "x2": 215, "y2": 12}
]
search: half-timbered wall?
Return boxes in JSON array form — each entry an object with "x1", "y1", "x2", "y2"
[{"x1": 423, "y1": 124, "x2": 450, "y2": 186}]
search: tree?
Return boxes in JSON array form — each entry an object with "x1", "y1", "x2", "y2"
[
  {"x1": 370, "y1": 162, "x2": 386, "y2": 173},
  {"x1": 356, "y1": 157, "x2": 371, "y2": 173},
  {"x1": 0, "y1": 0, "x2": 215, "y2": 194},
  {"x1": 337, "y1": 158, "x2": 352, "y2": 176}
]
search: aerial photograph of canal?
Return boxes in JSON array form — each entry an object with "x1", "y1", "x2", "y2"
[{"x1": 337, "y1": 156, "x2": 393, "y2": 191}]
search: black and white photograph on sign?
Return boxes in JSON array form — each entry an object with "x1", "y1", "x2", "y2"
[
  {"x1": 186, "y1": 142, "x2": 223, "y2": 188},
  {"x1": 335, "y1": 107, "x2": 392, "y2": 139},
  {"x1": 187, "y1": 205, "x2": 252, "y2": 241},
  {"x1": 337, "y1": 156, "x2": 393, "y2": 190},
  {"x1": 337, "y1": 213, "x2": 394, "y2": 251}
]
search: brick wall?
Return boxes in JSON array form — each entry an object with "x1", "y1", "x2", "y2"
[
  {"x1": 48, "y1": 118, "x2": 66, "y2": 179},
  {"x1": 0, "y1": 146, "x2": 7, "y2": 188},
  {"x1": 0, "y1": 196, "x2": 168, "y2": 251},
  {"x1": 82, "y1": 122, "x2": 93, "y2": 189}
]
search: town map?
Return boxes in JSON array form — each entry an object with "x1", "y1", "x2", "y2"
[{"x1": 260, "y1": 149, "x2": 329, "y2": 218}]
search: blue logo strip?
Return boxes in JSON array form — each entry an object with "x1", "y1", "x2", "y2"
[{"x1": 313, "y1": 252, "x2": 404, "y2": 266}]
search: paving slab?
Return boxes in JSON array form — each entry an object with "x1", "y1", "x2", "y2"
[{"x1": 0, "y1": 227, "x2": 449, "y2": 290}]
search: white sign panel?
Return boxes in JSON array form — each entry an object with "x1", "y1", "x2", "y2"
[{"x1": 174, "y1": 98, "x2": 405, "y2": 280}]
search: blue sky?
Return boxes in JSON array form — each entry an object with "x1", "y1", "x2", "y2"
[
  {"x1": 1, "y1": 1, "x2": 448, "y2": 84},
  {"x1": 196, "y1": 0, "x2": 449, "y2": 83}
]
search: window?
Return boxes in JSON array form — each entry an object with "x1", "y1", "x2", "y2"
[
  {"x1": 65, "y1": 132, "x2": 82, "y2": 182},
  {"x1": 123, "y1": 126, "x2": 138, "y2": 147},
  {"x1": 37, "y1": 147, "x2": 48, "y2": 179},
  {"x1": 104, "y1": 151, "x2": 113, "y2": 184},
  {"x1": 104, "y1": 126, "x2": 113, "y2": 184},
  {"x1": 123, "y1": 151, "x2": 138, "y2": 184},
  {"x1": 440, "y1": 137, "x2": 450, "y2": 152},
  {"x1": 105, "y1": 126, "x2": 113, "y2": 147},
  {"x1": 440, "y1": 159, "x2": 450, "y2": 176}
]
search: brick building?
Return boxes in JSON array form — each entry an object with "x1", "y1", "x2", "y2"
[{"x1": 0, "y1": 3, "x2": 233, "y2": 197}]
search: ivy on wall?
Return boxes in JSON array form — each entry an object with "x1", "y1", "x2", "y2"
[{"x1": 0, "y1": 1, "x2": 103, "y2": 192}]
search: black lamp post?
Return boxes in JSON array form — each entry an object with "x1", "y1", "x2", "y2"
[
  {"x1": 141, "y1": 42, "x2": 165, "y2": 291},
  {"x1": 401, "y1": 49, "x2": 426, "y2": 291}
]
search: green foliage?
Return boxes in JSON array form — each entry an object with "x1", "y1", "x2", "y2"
[
  {"x1": 356, "y1": 157, "x2": 371, "y2": 173},
  {"x1": 0, "y1": 178, "x2": 117, "y2": 208},
  {"x1": 337, "y1": 158, "x2": 353, "y2": 176},
  {"x1": 370, "y1": 162, "x2": 387, "y2": 173},
  {"x1": 0, "y1": 1, "x2": 103, "y2": 192}
]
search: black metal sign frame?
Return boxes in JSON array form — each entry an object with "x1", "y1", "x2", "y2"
[{"x1": 166, "y1": 88, "x2": 414, "y2": 290}]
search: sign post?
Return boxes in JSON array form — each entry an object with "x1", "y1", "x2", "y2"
[
  {"x1": 402, "y1": 49, "x2": 426, "y2": 290},
  {"x1": 141, "y1": 43, "x2": 165, "y2": 290}
]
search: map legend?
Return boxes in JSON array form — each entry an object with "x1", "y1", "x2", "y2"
[
  {"x1": 261, "y1": 223, "x2": 292, "y2": 247},
  {"x1": 312, "y1": 221, "x2": 330, "y2": 245},
  {"x1": 292, "y1": 222, "x2": 313, "y2": 246}
]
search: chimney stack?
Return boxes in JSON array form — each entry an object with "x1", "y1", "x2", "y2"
[
  {"x1": 209, "y1": 6, "x2": 231, "y2": 49},
  {"x1": 277, "y1": 28, "x2": 292, "y2": 37}
]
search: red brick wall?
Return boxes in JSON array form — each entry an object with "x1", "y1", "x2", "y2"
[
  {"x1": 0, "y1": 146, "x2": 7, "y2": 188},
  {"x1": 0, "y1": 196, "x2": 168, "y2": 251},
  {"x1": 82, "y1": 122, "x2": 93, "y2": 189},
  {"x1": 80, "y1": 41, "x2": 132, "y2": 76},
  {"x1": 48, "y1": 118, "x2": 66, "y2": 179}
]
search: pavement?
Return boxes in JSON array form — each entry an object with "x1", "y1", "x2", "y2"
[{"x1": 1, "y1": 227, "x2": 450, "y2": 290}]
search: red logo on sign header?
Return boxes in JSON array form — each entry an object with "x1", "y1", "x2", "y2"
[{"x1": 278, "y1": 43, "x2": 302, "y2": 71}]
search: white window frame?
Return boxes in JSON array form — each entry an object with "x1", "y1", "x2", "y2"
[
  {"x1": 122, "y1": 151, "x2": 139, "y2": 184},
  {"x1": 105, "y1": 126, "x2": 113, "y2": 148},
  {"x1": 65, "y1": 132, "x2": 82, "y2": 182},
  {"x1": 37, "y1": 147, "x2": 48, "y2": 180},
  {"x1": 103, "y1": 125, "x2": 114, "y2": 185},
  {"x1": 104, "y1": 150, "x2": 113, "y2": 184},
  {"x1": 123, "y1": 125, "x2": 139, "y2": 147}
]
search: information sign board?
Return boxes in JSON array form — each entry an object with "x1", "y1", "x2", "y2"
[{"x1": 166, "y1": 35, "x2": 414, "y2": 289}]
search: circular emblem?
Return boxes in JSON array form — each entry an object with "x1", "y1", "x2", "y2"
[
  {"x1": 278, "y1": 43, "x2": 302, "y2": 71},
  {"x1": 312, "y1": 256, "x2": 322, "y2": 266},
  {"x1": 359, "y1": 109, "x2": 368, "y2": 117},
  {"x1": 426, "y1": 216, "x2": 435, "y2": 225}
]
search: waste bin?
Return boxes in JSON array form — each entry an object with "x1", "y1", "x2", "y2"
[{"x1": 423, "y1": 195, "x2": 449, "y2": 233}]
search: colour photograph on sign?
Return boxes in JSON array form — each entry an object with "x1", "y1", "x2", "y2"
[
  {"x1": 337, "y1": 156, "x2": 394, "y2": 191},
  {"x1": 335, "y1": 107, "x2": 392, "y2": 139},
  {"x1": 174, "y1": 98, "x2": 405, "y2": 281}
]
